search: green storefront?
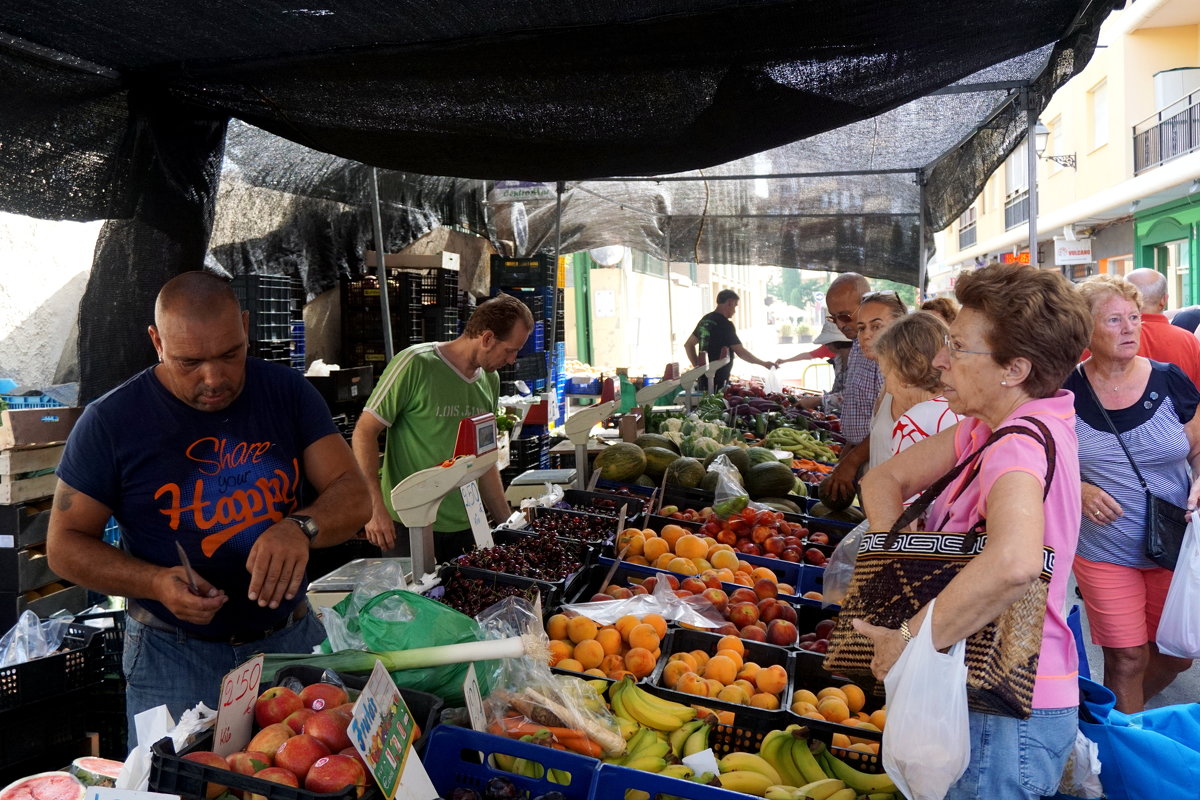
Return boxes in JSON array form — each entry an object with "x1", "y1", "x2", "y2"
[{"x1": 1135, "y1": 196, "x2": 1200, "y2": 307}]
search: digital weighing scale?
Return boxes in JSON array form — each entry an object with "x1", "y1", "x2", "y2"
[{"x1": 389, "y1": 413, "x2": 500, "y2": 577}]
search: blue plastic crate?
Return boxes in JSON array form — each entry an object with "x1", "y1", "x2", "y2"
[
  {"x1": 0, "y1": 393, "x2": 65, "y2": 410},
  {"x1": 566, "y1": 377, "x2": 601, "y2": 395},
  {"x1": 518, "y1": 321, "x2": 545, "y2": 357},
  {"x1": 102, "y1": 517, "x2": 121, "y2": 546},
  {"x1": 587, "y1": 763, "x2": 735, "y2": 800},
  {"x1": 423, "y1": 725, "x2": 598, "y2": 800}
]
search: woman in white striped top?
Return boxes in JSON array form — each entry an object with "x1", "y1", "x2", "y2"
[{"x1": 1065, "y1": 274, "x2": 1200, "y2": 712}]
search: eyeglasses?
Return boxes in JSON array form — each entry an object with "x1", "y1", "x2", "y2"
[
  {"x1": 825, "y1": 311, "x2": 855, "y2": 324},
  {"x1": 943, "y1": 334, "x2": 993, "y2": 359}
]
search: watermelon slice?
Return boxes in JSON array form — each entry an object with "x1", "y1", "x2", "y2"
[
  {"x1": 0, "y1": 772, "x2": 85, "y2": 800},
  {"x1": 69, "y1": 757, "x2": 124, "y2": 787}
]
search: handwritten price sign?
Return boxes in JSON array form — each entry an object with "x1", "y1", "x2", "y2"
[{"x1": 213, "y1": 654, "x2": 263, "y2": 757}]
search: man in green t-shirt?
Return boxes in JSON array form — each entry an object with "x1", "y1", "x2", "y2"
[{"x1": 352, "y1": 293, "x2": 533, "y2": 561}]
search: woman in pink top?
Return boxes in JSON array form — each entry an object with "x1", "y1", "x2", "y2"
[{"x1": 856, "y1": 263, "x2": 1093, "y2": 800}]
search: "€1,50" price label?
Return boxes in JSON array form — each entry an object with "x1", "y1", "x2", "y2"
[{"x1": 213, "y1": 654, "x2": 263, "y2": 757}]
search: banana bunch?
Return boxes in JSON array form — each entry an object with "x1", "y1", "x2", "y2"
[
  {"x1": 670, "y1": 719, "x2": 713, "y2": 759},
  {"x1": 493, "y1": 739, "x2": 571, "y2": 785},
  {"x1": 609, "y1": 677, "x2": 697, "y2": 732},
  {"x1": 738, "y1": 725, "x2": 900, "y2": 799},
  {"x1": 762, "y1": 428, "x2": 838, "y2": 462}
]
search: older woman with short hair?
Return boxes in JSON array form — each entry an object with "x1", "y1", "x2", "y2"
[
  {"x1": 1064, "y1": 274, "x2": 1199, "y2": 712},
  {"x1": 856, "y1": 263, "x2": 1092, "y2": 800}
]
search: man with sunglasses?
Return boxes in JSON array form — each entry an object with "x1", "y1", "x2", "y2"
[{"x1": 804, "y1": 273, "x2": 883, "y2": 508}]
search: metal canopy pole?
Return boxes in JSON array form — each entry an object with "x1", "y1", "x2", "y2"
[
  {"x1": 1023, "y1": 88, "x2": 1039, "y2": 264},
  {"x1": 665, "y1": 219, "x2": 676, "y2": 357},
  {"x1": 917, "y1": 177, "x2": 928, "y2": 295},
  {"x1": 369, "y1": 167, "x2": 395, "y2": 360}
]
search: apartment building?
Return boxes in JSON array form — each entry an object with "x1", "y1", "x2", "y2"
[{"x1": 932, "y1": 0, "x2": 1200, "y2": 306}]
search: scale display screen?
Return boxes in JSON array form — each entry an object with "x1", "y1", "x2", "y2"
[{"x1": 454, "y1": 413, "x2": 498, "y2": 457}]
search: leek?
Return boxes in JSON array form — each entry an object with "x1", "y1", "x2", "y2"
[{"x1": 261, "y1": 632, "x2": 545, "y2": 682}]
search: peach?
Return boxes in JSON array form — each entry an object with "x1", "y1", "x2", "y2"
[
  {"x1": 666, "y1": 557, "x2": 700, "y2": 575},
  {"x1": 643, "y1": 538, "x2": 670, "y2": 561},
  {"x1": 727, "y1": 602, "x2": 760, "y2": 629},
  {"x1": 817, "y1": 697, "x2": 850, "y2": 723},
  {"x1": 608, "y1": 586, "x2": 634, "y2": 600},
  {"x1": 680, "y1": 577, "x2": 707, "y2": 594},
  {"x1": 663, "y1": 659, "x2": 693, "y2": 689},
  {"x1": 733, "y1": 678, "x2": 757, "y2": 696},
  {"x1": 567, "y1": 616, "x2": 598, "y2": 644},
  {"x1": 642, "y1": 613, "x2": 668, "y2": 639},
  {"x1": 736, "y1": 662, "x2": 760, "y2": 684},
  {"x1": 660, "y1": 524, "x2": 689, "y2": 548},
  {"x1": 704, "y1": 678, "x2": 726, "y2": 697},
  {"x1": 675, "y1": 672, "x2": 709, "y2": 697},
  {"x1": 710, "y1": 550, "x2": 740, "y2": 571},
  {"x1": 791, "y1": 700, "x2": 819, "y2": 716},
  {"x1": 749, "y1": 692, "x2": 780, "y2": 710},
  {"x1": 740, "y1": 625, "x2": 767, "y2": 642},
  {"x1": 548, "y1": 639, "x2": 573, "y2": 666},
  {"x1": 546, "y1": 613, "x2": 570, "y2": 640},
  {"x1": 689, "y1": 650, "x2": 711, "y2": 671},
  {"x1": 766, "y1": 620, "x2": 798, "y2": 647},
  {"x1": 753, "y1": 577, "x2": 778, "y2": 600},
  {"x1": 755, "y1": 664, "x2": 789, "y2": 696},
  {"x1": 668, "y1": 651, "x2": 698, "y2": 671},
  {"x1": 793, "y1": 688, "x2": 819, "y2": 706},
  {"x1": 702, "y1": 655, "x2": 737, "y2": 685},
  {"x1": 817, "y1": 686, "x2": 849, "y2": 704},
  {"x1": 729, "y1": 587, "x2": 758, "y2": 605},
  {"x1": 842, "y1": 684, "x2": 867, "y2": 713},
  {"x1": 716, "y1": 684, "x2": 749, "y2": 705},
  {"x1": 615, "y1": 615, "x2": 641, "y2": 638},
  {"x1": 870, "y1": 708, "x2": 888, "y2": 730},
  {"x1": 573, "y1": 639, "x2": 605, "y2": 670},
  {"x1": 716, "y1": 635, "x2": 745, "y2": 657},
  {"x1": 627, "y1": 623, "x2": 660, "y2": 652},
  {"x1": 596, "y1": 628, "x2": 623, "y2": 656},
  {"x1": 556, "y1": 658, "x2": 583, "y2": 673},
  {"x1": 715, "y1": 648, "x2": 743, "y2": 672}
]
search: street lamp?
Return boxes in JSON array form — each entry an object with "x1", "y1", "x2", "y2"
[{"x1": 1034, "y1": 121, "x2": 1077, "y2": 170}]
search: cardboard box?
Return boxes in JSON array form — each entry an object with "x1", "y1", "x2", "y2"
[{"x1": 0, "y1": 408, "x2": 83, "y2": 450}]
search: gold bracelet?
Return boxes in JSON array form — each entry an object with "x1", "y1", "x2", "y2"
[{"x1": 899, "y1": 619, "x2": 913, "y2": 642}]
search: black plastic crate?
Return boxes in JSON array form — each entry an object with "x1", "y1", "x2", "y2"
[
  {"x1": 152, "y1": 731, "x2": 381, "y2": 800},
  {"x1": 491, "y1": 254, "x2": 554, "y2": 288},
  {"x1": 0, "y1": 687, "x2": 93, "y2": 771},
  {"x1": 520, "y1": 506, "x2": 620, "y2": 545},
  {"x1": 233, "y1": 274, "x2": 295, "y2": 306},
  {"x1": 498, "y1": 354, "x2": 547, "y2": 384},
  {"x1": 0, "y1": 623, "x2": 102, "y2": 712},
  {"x1": 431, "y1": 564, "x2": 559, "y2": 619},
  {"x1": 85, "y1": 677, "x2": 128, "y2": 761},
  {"x1": 74, "y1": 608, "x2": 126, "y2": 678},
  {"x1": 272, "y1": 667, "x2": 442, "y2": 753},
  {"x1": 560, "y1": 489, "x2": 647, "y2": 519},
  {"x1": 786, "y1": 654, "x2": 884, "y2": 772}
]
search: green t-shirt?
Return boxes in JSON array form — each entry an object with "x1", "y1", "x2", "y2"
[{"x1": 364, "y1": 342, "x2": 500, "y2": 531}]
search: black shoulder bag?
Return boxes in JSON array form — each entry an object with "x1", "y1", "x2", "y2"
[{"x1": 1077, "y1": 365, "x2": 1186, "y2": 570}]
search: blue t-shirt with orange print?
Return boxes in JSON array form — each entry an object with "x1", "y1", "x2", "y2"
[{"x1": 57, "y1": 358, "x2": 337, "y2": 639}]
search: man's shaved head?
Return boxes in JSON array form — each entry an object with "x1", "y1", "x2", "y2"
[
  {"x1": 828, "y1": 272, "x2": 871, "y2": 298},
  {"x1": 155, "y1": 271, "x2": 241, "y2": 327},
  {"x1": 1125, "y1": 268, "x2": 1167, "y2": 313}
]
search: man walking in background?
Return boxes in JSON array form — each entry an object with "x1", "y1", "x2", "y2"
[
  {"x1": 1127, "y1": 268, "x2": 1200, "y2": 388},
  {"x1": 684, "y1": 289, "x2": 774, "y2": 391}
]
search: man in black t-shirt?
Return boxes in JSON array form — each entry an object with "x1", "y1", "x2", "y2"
[{"x1": 684, "y1": 289, "x2": 774, "y2": 390}]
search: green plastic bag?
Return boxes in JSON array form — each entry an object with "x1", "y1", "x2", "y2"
[{"x1": 327, "y1": 589, "x2": 493, "y2": 706}]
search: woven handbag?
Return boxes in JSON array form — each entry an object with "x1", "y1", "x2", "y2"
[{"x1": 823, "y1": 416, "x2": 1058, "y2": 719}]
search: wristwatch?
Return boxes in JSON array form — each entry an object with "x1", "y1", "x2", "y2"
[{"x1": 285, "y1": 514, "x2": 319, "y2": 545}]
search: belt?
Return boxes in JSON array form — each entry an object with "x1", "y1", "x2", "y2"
[{"x1": 127, "y1": 599, "x2": 309, "y2": 646}]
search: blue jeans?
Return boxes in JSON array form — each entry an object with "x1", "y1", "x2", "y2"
[
  {"x1": 945, "y1": 707, "x2": 1077, "y2": 800},
  {"x1": 122, "y1": 605, "x2": 327, "y2": 750}
]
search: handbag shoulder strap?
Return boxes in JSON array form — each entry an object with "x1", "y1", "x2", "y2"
[
  {"x1": 1075, "y1": 364, "x2": 1148, "y2": 490},
  {"x1": 885, "y1": 415, "x2": 1056, "y2": 545}
]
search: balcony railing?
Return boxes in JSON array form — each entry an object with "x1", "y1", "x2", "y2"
[
  {"x1": 1134, "y1": 89, "x2": 1200, "y2": 175},
  {"x1": 1005, "y1": 190, "x2": 1030, "y2": 230},
  {"x1": 958, "y1": 224, "x2": 977, "y2": 249}
]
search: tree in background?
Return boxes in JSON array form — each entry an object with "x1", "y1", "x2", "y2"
[{"x1": 769, "y1": 269, "x2": 918, "y2": 310}]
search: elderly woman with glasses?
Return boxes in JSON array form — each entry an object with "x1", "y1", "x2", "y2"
[
  {"x1": 1063, "y1": 274, "x2": 1200, "y2": 713},
  {"x1": 855, "y1": 263, "x2": 1092, "y2": 799}
]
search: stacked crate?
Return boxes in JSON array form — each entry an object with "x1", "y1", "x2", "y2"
[
  {"x1": 232, "y1": 275, "x2": 297, "y2": 368},
  {"x1": 0, "y1": 407, "x2": 88, "y2": 630},
  {"x1": 342, "y1": 256, "x2": 461, "y2": 377},
  {"x1": 492, "y1": 255, "x2": 567, "y2": 426}
]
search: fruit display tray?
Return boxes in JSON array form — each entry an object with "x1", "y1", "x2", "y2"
[
  {"x1": 518, "y1": 506, "x2": 623, "y2": 547},
  {"x1": 560, "y1": 488, "x2": 648, "y2": 521},
  {"x1": 786, "y1": 653, "x2": 884, "y2": 772},
  {"x1": 431, "y1": 564, "x2": 564, "y2": 618},
  {"x1": 589, "y1": 762, "x2": 736, "y2": 800},
  {"x1": 0, "y1": 623, "x2": 101, "y2": 712},
  {"x1": 422, "y1": 724, "x2": 598, "y2": 800}
]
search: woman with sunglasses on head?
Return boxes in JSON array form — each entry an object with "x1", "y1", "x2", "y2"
[
  {"x1": 1064, "y1": 275, "x2": 1199, "y2": 713},
  {"x1": 855, "y1": 263, "x2": 1092, "y2": 799}
]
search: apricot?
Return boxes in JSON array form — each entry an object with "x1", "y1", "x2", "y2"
[
  {"x1": 663, "y1": 659, "x2": 693, "y2": 689},
  {"x1": 668, "y1": 652, "x2": 698, "y2": 671},
  {"x1": 715, "y1": 648, "x2": 744, "y2": 672},
  {"x1": 817, "y1": 697, "x2": 851, "y2": 723},
  {"x1": 557, "y1": 658, "x2": 583, "y2": 673},
  {"x1": 584, "y1": 668, "x2": 607, "y2": 678},
  {"x1": 716, "y1": 635, "x2": 745, "y2": 657},
  {"x1": 596, "y1": 628, "x2": 623, "y2": 656},
  {"x1": 793, "y1": 689, "x2": 819, "y2": 707},
  {"x1": 655, "y1": 553, "x2": 677, "y2": 569},
  {"x1": 702, "y1": 655, "x2": 737, "y2": 685},
  {"x1": 666, "y1": 557, "x2": 700, "y2": 576},
  {"x1": 643, "y1": 538, "x2": 670, "y2": 562},
  {"x1": 567, "y1": 616, "x2": 598, "y2": 644},
  {"x1": 817, "y1": 686, "x2": 849, "y2": 705},
  {"x1": 716, "y1": 684, "x2": 750, "y2": 705},
  {"x1": 737, "y1": 560, "x2": 754, "y2": 574},
  {"x1": 675, "y1": 673, "x2": 709, "y2": 697},
  {"x1": 608, "y1": 669, "x2": 636, "y2": 681},
  {"x1": 831, "y1": 733, "x2": 852, "y2": 749},
  {"x1": 733, "y1": 679, "x2": 757, "y2": 696},
  {"x1": 802, "y1": 591, "x2": 824, "y2": 601},
  {"x1": 755, "y1": 664, "x2": 788, "y2": 696},
  {"x1": 624, "y1": 647, "x2": 656, "y2": 679},
  {"x1": 776, "y1": 583, "x2": 795, "y2": 596},
  {"x1": 614, "y1": 615, "x2": 641, "y2": 639},
  {"x1": 675, "y1": 535, "x2": 707, "y2": 560},
  {"x1": 736, "y1": 662, "x2": 761, "y2": 685},
  {"x1": 627, "y1": 555, "x2": 649, "y2": 566},
  {"x1": 749, "y1": 692, "x2": 780, "y2": 710},
  {"x1": 704, "y1": 678, "x2": 726, "y2": 697},
  {"x1": 710, "y1": 550, "x2": 740, "y2": 571},
  {"x1": 627, "y1": 623, "x2": 661, "y2": 652},
  {"x1": 791, "y1": 700, "x2": 819, "y2": 716},
  {"x1": 642, "y1": 613, "x2": 668, "y2": 640},
  {"x1": 573, "y1": 639, "x2": 605, "y2": 670},
  {"x1": 600, "y1": 654, "x2": 626, "y2": 675},
  {"x1": 545, "y1": 614, "x2": 570, "y2": 641},
  {"x1": 869, "y1": 708, "x2": 887, "y2": 730},
  {"x1": 800, "y1": 710, "x2": 827, "y2": 721},
  {"x1": 842, "y1": 684, "x2": 867, "y2": 713},
  {"x1": 689, "y1": 650, "x2": 711, "y2": 671},
  {"x1": 548, "y1": 640, "x2": 573, "y2": 666},
  {"x1": 750, "y1": 566, "x2": 778, "y2": 584},
  {"x1": 715, "y1": 567, "x2": 737, "y2": 583},
  {"x1": 660, "y1": 524, "x2": 689, "y2": 548},
  {"x1": 616, "y1": 530, "x2": 645, "y2": 556}
]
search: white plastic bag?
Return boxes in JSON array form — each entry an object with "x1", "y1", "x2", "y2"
[
  {"x1": 821, "y1": 520, "x2": 867, "y2": 608},
  {"x1": 1157, "y1": 519, "x2": 1200, "y2": 658},
  {"x1": 1056, "y1": 729, "x2": 1104, "y2": 799},
  {"x1": 764, "y1": 368, "x2": 783, "y2": 395},
  {"x1": 881, "y1": 598, "x2": 970, "y2": 800}
]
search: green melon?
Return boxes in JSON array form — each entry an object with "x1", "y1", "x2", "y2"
[
  {"x1": 745, "y1": 447, "x2": 780, "y2": 467},
  {"x1": 592, "y1": 442, "x2": 646, "y2": 482},
  {"x1": 643, "y1": 446, "x2": 681, "y2": 479},
  {"x1": 757, "y1": 496, "x2": 803, "y2": 514},
  {"x1": 704, "y1": 445, "x2": 751, "y2": 477},
  {"x1": 665, "y1": 457, "x2": 706, "y2": 489},
  {"x1": 811, "y1": 501, "x2": 866, "y2": 522},
  {"x1": 746, "y1": 461, "x2": 798, "y2": 499},
  {"x1": 635, "y1": 433, "x2": 680, "y2": 454},
  {"x1": 635, "y1": 474, "x2": 658, "y2": 487}
]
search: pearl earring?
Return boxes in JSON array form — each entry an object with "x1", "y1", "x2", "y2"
[{"x1": 1000, "y1": 380, "x2": 1007, "y2": 386}]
